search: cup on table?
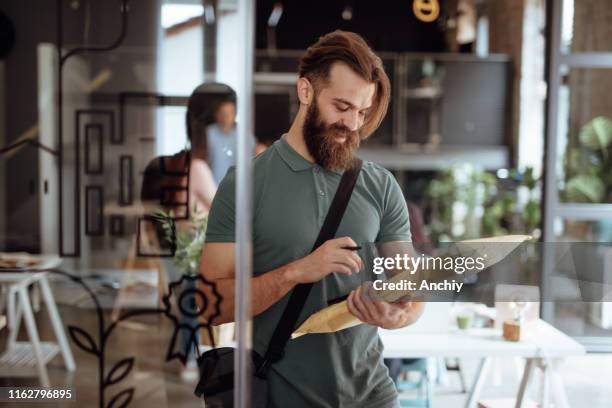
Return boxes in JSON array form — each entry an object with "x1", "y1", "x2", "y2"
[{"x1": 456, "y1": 309, "x2": 474, "y2": 330}]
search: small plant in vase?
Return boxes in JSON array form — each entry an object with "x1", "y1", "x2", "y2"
[{"x1": 152, "y1": 208, "x2": 208, "y2": 275}]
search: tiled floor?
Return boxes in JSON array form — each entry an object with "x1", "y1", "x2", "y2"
[
  {"x1": 0, "y1": 304, "x2": 198, "y2": 408},
  {"x1": 1, "y1": 302, "x2": 612, "y2": 407}
]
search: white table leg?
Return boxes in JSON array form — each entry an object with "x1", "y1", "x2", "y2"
[
  {"x1": 550, "y1": 360, "x2": 570, "y2": 408},
  {"x1": 7, "y1": 287, "x2": 15, "y2": 329},
  {"x1": 7, "y1": 288, "x2": 22, "y2": 347},
  {"x1": 0, "y1": 285, "x2": 6, "y2": 314},
  {"x1": 436, "y1": 357, "x2": 449, "y2": 386},
  {"x1": 31, "y1": 283, "x2": 41, "y2": 312},
  {"x1": 514, "y1": 357, "x2": 524, "y2": 381},
  {"x1": 515, "y1": 358, "x2": 535, "y2": 408},
  {"x1": 540, "y1": 359, "x2": 551, "y2": 408},
  {"x1": 18, "y1": 287, "x2": 50, "y2": 387},
  {"x1": 464, "y1": 357, "x2": 491, "y2": 408},
  {"x1": 492, "y1": 357, "x2": 502, "y2": 386},
  {"x1": 39, "y1": 276, "x2": 76, "y2": 371}
]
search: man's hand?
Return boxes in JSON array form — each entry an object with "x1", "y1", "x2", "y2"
[
  {"x1": 200, "y1": 237, "x2": 363, "y2": 324},
  {"x1": 288, "y1": 237, "x2": 363, "y2": 284},
  {"x1": 347, "y1": 283, "x2": 424, "y2": 329}
]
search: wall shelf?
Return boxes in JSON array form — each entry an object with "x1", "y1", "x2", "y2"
[{"x1": 358, "y1": 145, "x2": 509, "y2": 171}]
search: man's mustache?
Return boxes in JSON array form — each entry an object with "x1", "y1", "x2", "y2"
[{"x1": 327, "y1": 123, "x2": 358, "y2": 140}]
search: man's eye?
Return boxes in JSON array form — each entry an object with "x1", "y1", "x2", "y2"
[
  {"x1": 336, "y1": 106, "x2": 349, "y2": 112},
  {"x1": 359, "y1": 111, "x2": 367, "y2": 117}
]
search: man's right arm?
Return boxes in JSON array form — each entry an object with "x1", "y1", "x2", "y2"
[{"x1": 199, "y1": 237, "x2": 362, "y2": 325}]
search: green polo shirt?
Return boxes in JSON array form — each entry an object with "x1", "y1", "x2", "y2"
[{"x1": 205, "y1": 134, "x2": 411, "y2": 408}]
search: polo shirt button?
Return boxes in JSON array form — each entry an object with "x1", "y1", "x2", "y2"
[
  {"x1": 319, "y1": 190, "x2": 325, "y2": 196},
  {"x1": 313, "y1": 166, "x2": 319, "y2": 173}
]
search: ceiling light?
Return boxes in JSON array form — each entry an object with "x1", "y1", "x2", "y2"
[
  {"x1": 204, "y1": 1, "x2": 215, "y2": 25},
  {"x1": 268, "y1": 3, "x2": 283, "y2": 27},
  {"x1": 342, "y1": 5, "x2": 353, "y2": 21}
]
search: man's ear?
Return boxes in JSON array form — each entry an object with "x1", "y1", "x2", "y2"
[{"x1": 296, "y1": 77, "x2": 314, "y2": 105}]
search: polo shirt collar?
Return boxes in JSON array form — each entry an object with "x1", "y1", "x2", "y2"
[
  {"x1": 276, "y1": 134, "x2": 314, "y2": 172},
  {"x1": 275, "y1": 134, "x2": 344, "y2": 175}
]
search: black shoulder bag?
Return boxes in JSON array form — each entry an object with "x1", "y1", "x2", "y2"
[{"x1": 194, "y1": 159, "x2": 363, "y2": 407}]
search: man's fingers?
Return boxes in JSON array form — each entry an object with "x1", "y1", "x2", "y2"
[
  {"x1": 352, "y1": 286, "x2": 375, "y2": 322},
  {"x1": 332, "y1": 252, "x2": 360, "y2": 273},
  {"x1": 394, "y1": 299, "x2": 409, "y2": 308},
  {"x1": 361, "y1": 284, "x2": 387, "y2": 319},
  {"x1": 328, "y1": 237, "x2": 362, "y2": 270},
  {"x1": 349, "y1": 288, "x2": 366, "y2": 320},
  {"x1": 347, "y1": 291, "x2": 364, "y2": 321},
  {"x1": 341, "y1": 251, "x2": 363, "y2": 271},
  {"x1": 364, "y1": 284, "x2": 388, "y2": 317},
  {"x1": 332, "y1": 263, "x2": 352, "y2": 275},
  {"x1": 348, "y1": 251, "x2": 363, "y2": 269}
]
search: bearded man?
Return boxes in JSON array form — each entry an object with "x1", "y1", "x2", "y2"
[{"x1": 200, "y1": 30, "x2": 424, "y2": 407}]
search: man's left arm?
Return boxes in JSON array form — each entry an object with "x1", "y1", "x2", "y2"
[{"x1": 347, "y1": 170, "x2": 425, "y2": 329}]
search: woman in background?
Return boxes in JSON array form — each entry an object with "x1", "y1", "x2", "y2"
[
  {"x1": 141, "y1": 83, "x2": 239, "y2": 381},
  {"x1": 205, "y1": 89, "x2": 266, "y2": 183}
]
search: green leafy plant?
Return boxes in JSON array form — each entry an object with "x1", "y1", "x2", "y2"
[
  {"x1": 425, "y1": 164, "x2": 500, "y2": 241},
  {"x1": 152, "y1": 208, "x2": 208, "y2": 275},
  {"x1": 564, "y1": 116, "x2": 612, "y2": 203},
  {"x1": 425, "y1": 164, "x2": 541, "y2": 243}
]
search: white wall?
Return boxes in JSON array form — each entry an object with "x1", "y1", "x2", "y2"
[
  {"x1": 215, "y1": 11, "x2": 242, "y2": 94},
  {"x1": 160, "y1": 24, "x2": 203, "y2": 95},
  {"x1": 215, "y1": 7, "x2": 254, "y2": 142},
  {"x1": 159, "y1": 22, "x2": 203, "y2": 156}
]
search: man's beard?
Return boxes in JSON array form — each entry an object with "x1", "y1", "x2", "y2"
[{"x1": 302, "y1": 100, "x2": 360, "y2": 171}]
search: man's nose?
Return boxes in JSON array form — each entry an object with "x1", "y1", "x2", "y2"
[{"x1": 342, "y1": 111, "x2": 361, "y2": 132}]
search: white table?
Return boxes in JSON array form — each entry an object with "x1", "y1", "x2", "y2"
[
  {"x1": 380, "y1": 320, "x2": 586, "y2": 408},
  {"x1": 0, "y1": 257, "x2": 76, "y2": 387}
]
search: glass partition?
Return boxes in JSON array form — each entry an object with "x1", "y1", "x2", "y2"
[
  {"x1": 0, "y1": 0, "x2": 254, "y2": 405},
  {"x1": 543, "y1": 0, "x2": 612, "y2": 351}
]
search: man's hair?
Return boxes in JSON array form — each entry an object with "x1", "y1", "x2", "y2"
[{"x1": 298, "y1": 30, "x2": 391, "y2": 139}]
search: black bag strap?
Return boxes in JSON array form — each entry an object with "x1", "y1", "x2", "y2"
[{"x1": 260, "y1": 158, "x2": 363, "y2": 372}]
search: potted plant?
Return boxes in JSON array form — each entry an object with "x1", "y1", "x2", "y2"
[
  {"x1": 564, "y1": 116, "x2": 612, "y2": 203},
  {"x1": 563, "y1": 116, "x2": 612, "y2": 241}
]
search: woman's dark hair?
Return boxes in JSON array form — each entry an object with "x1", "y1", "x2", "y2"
[{"x1": 186, "y1": 83, "x2": 237, "y2": 159}]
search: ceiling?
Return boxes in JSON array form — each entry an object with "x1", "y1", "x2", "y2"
[{"x1": 255, "y1": 0, "x2": 449, "y2": 52}]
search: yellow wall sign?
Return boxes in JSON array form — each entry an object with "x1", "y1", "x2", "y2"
[{"x1": 413, "y1": 0, "x2": 440, "y2": 23}]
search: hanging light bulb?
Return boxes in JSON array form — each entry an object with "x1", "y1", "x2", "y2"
[
  {"x1": 267, "y1": 2, "x2": 283, "y2": 27},
  {"x1": 203, "y1": 0, "x2": 215, "y2": 25},
  {"x1": 267, "y1": 3, "x2": 283, "y2": 52},
  {"x1": 342, "y1": 4, "x2": 353, "y2": 21}
]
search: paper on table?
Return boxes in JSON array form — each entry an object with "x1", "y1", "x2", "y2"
[{"x1": 292, "y1": 234, "x2": 531, "y2": 339}]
